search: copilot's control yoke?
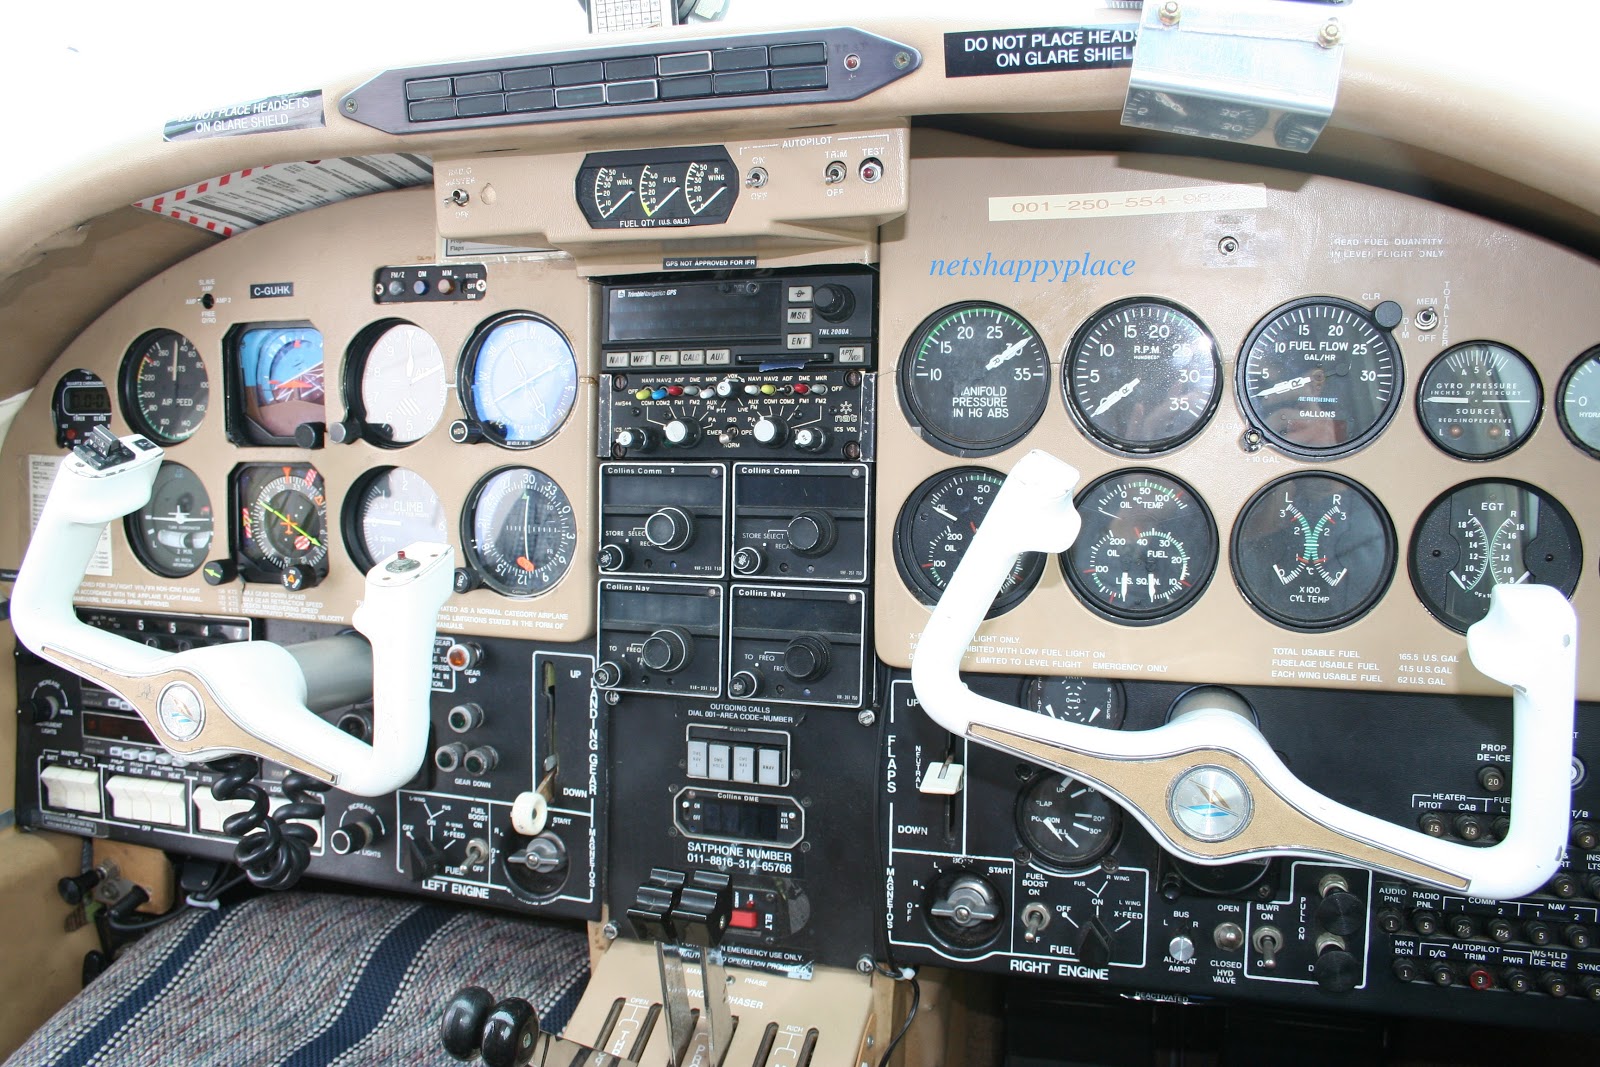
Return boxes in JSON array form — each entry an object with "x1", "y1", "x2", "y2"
[{"x1": 10, "y1": 427, "x2": 453, "y2": 796}]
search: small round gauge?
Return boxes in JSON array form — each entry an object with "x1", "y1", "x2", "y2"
[
  {"x1": 1016, "y1": 772, "x2": 1121, "y2": 871},
  {"x1": 343, "y1": 467, "x2": 449, "y2": 573},
  {"x1": 347, "y1": 321, "x2": 447, "y2": 446},
  {"x1": 683, "y1": 160, "x2": 733, "y2": 217},
  {"x1": 1065, "y1": 298, "x2": 1221, "y2": 453},
  {"x1": 894, "y1": 467, "x2": 1046, "y2": 617},
  {"x1": 121, "y1": 329, "x2": 210, "y2": 444},
  {"x1": 1123, "y1": 89, "x2": 1268, "y2": 140},
  {"x1": 1409, "y1": 480, "x2": 1583, "y2": 633},
  {"x1": 460, "y1": 312, "x2": 579, "y2": 449},
  {"x1": 124, "y1": 462, "x2": 212, "y2": 578},
  {"x1": 1062, "y1": 470, "x2": 1218, "y2": 625},
  {"x1": 899, "y1": 302, "x2": 1051, "y2": 456},
  {"x1": 1557, "y1": 346, "x2": 1600, "y2": 458},
  {"x1": 1020, "y1": 677, "x2": 1126, "y2": 729},
  {"x1": 1238, "y1": 297, "x2": 1402, "y2": 457},
  {"x1": 462, "y1": 467, "x2": 577, "y2": 596},
  {"x1": 1171, "y1": 856, "x2": 1271, "y2": 896},
  {"x1": 1231, "y1": 473, "x2": 1396, "y2": 632},
  {"x1": 589, "y1": 166, "x2": 635, "y2": 222},
  {"x1": 1169, "y1": 765, "x2": 1252, "y2": 843},
  {"x1": 233, "y1": 463, "x2": 329, "y2": 584},
  {"x1": 1416, "y1": 342, "x2": 1541, "y2": 460}
]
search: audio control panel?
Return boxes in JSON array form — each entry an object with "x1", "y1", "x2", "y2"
[{"x1": 15, "y1": 611, "x2": 606, "y2": 922}]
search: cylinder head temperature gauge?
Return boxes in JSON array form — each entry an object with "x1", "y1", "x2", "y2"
[
  {"x1": 1238, "y1": 297, "x2": 1402, "y2": 458},
  {"x1": 1231, "y1": 473, "x2": 1396, "y2": 632},
  {"x1": 1062, "y1": 470, "x2": 1218, "y2": 625},
  {"x1": 894, "y1": 467, "x2": 1046, "y2": 617},
  {"x1": 1409, "y1": 480, "x2": 1582, "y2": 633},
  {"x1": 899, "y1": 302, "x2": 1050, "y2": 456},
  {"x1": 1416, "y1": 342, "x2": 1541, "y2": 460}
]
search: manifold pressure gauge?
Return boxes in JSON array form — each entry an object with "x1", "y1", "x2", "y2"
[{"x1": 899, "y1": 302, "x2": 1051, "y2": 456}]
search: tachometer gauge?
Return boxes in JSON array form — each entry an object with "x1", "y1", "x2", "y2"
[
  {"x1": 347, "y1": 321, "x2": 448, "y2": 446},
  {"x1": 125, "y1": 462, "x2": 212, "y2": 578},
  {"x1": 460, "y1": 312, "x2": 578, "y2": 448},
  {"x1": 1231, "y1": 473, "x2": 1396, "y2": 632},
  {"x1": 1020, "y1": 676, "x2": 1125, "y2": 729},
  {"x1": 462, "y1": 467, "x2": 577, "y2": 596},
  {"x1": 1016, "y1": 772, "x2": 1121, "y2": 871},
  {"x1": 233, "y1": 463, "x2": 329, "y2": 587},
  {"x1": 899, "y1": 302, "x2": 1050, "y2": 456},
  {"x1": 344, "y1": 467, "x2": 449, "y2": 573},
  {"x1": 894, "y1": 467, "x2": 1046, "y2": 617},
  {"x1": 1062, "y1": 470, "x2": 1218, "y2": 624},
  {"x1": 1409, "y1": 480, "x2": 1582, "y2": 633},
  {"x1": 1557, "y1": 346, "x2": 1600, "y2": 458},
  {"x1": 121, "y1": 329, "x2": 210, "y2": 444},
  {"x1": 1238, "y1": 297, "x2": 1402, "y2": 457},
  {"x1": 1065, "y1": 298, "x2": 1221, "y2": 453},
  {"x1": 1416, "y1": 342, "x2": 1541, "y2": 460}
]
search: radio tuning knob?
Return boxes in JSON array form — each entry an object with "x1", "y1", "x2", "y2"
[
  {"x1": 614, "y1": 426, "x2": 655, "y2": 453},
  {"x1": 786, "y1": 512, "x2": 837, "y2": 556},
  {"x1": 792, "y1": 426, "x2": 829, "y2": 453},
  {"x1": 663, "y1": 419, "x2": 700, "y2": 448},
  {"x1": 811, "y1": 283, "x2": 856, "y2": 323},
  {"x1": 640, "y1": 627, "x2": 694, "y2": 674},
  {"x1": 593, "y1": 661, "x2": 624, "y2": 689},
  {"x1": 597, "y1": 544, "x2": 628, "y2": 572},
  {"x1": 751, "y1": 415, "x2": 787, "y2": 447},
  {"x1": 732, "y1": 546, "x2": 765, "y2": 575},
  {"x1": 644, "y1": 507, "x2": 694, "y2": 551},
  {"x1": 729, "y1": 669, "x2": 762, "y2": 698},
  {"x1": 782, "y1": 635, "x2": 831, "y2": 682}
]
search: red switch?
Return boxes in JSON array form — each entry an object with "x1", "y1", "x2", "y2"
[{"x1": 729, "y1": 908, "x2": 759, "y2": 931}]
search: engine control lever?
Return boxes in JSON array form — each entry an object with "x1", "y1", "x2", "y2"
[
  {"x1": 10, "y1": 430, "x2": 453, "y2": 796},
  {"x1": 912, "y1": 449, "x2": 1578, "y2": 900}
]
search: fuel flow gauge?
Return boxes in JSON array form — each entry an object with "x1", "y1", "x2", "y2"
[{"x1": 1231, "y1": 473, "x2": 1396, "y2": 632}]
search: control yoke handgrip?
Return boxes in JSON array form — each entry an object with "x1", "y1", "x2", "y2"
[
  {"x1": 912, "y1": 449, "x2": 1578, "y2": 900},
  {"x1": 11, "y1": 434, "x2": 454, "y2": 796}
]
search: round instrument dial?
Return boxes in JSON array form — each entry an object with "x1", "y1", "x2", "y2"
[
  {"x1": 344, "y1": 467, "x2": 449, "y2": 572},
  {"x1": 460, "y1": 312, "x2": 578, "y2": 449},
  {"x1": 894, "y1": 467, "x2": 1046, "y2": 617},
  {"x1": 899, "y1": 302, "x2": 1051, "y2": 456},
  {"x1": 1409, "y1": 480, "x2": 1582, "y2": 633},
  {"x1": 1231, "y1": 473, "x2": 1396, "y2": 632},
  {"x1": 1238, "y1": 297, "x2": 1402, "y2": 457},
  {"x1": 1063, "y1": 470, "x2": 1218, "y2": 624},
  {"x1": 1020, "y1": 676, "x2": 1125, "y2": 729},
  {"x1": 121, "y1": 329, "x2": 210, "y2": 444},
  {"x1": 463, "y1": 467, "x2": 577, "y2": 596},
  {"x1": 234, "y1": 463, "x2": 328, "y2": 584},
  {"x1": 1064, "y1": 299, "x2": 1221, "y2": 453},
  {"x1": 1016, "y1": 772, "x2": 1121, "y2": 871},
  {"x1": 125, "y1": 462, "x2": 213, "y2": 578},
  {"x1": 1416, "y1": 342, "x2": 1541, "y2": 460},
  {"x1": 1123, "y1": 89, "x2": 1268, "y2": 140},
  {"x1": 1557, "y1": 346, "x2": 1600, "y2": 458},
  {"x1": 349, "y1": 322, "x2": 448, "y2": 446},
  {"x1": 1169, "y1": 766, "x2": 1252, "y2": 843}
]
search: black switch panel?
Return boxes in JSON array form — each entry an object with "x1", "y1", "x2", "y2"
[
  {"x1": 727, "y1": 584, "x2": 866, "y2": 707},
  {"x1": 730, "y1": 462, "x2": 869, "y2": 583},
  {"x1": 599, "y1": 462, "x2": 726, "y2": 578}
]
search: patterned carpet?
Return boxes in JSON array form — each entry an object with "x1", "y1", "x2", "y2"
[{"x1": 3, "y1": 893, "x2": 590, "y2": 1067}]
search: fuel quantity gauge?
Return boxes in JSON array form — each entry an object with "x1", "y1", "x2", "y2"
[{"x1": 1232, "y1": 473, "x2": 1396, "y2": 631}]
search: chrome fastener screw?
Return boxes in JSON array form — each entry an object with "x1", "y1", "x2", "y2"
[
  {"x1": 1318, "y1": 19, "x2": 1342, "y2": 48},
  {"x1": 1159, "y1": 1, "x2": 1181, "y2": 27}
]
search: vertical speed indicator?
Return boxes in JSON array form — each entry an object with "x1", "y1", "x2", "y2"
[{"x1": 899, "y1": 302, "x2": 1051, "y2": 456}]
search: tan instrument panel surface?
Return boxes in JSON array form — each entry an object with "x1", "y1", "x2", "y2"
[{"x1": 874, "y1": 133, "x2": 1600, "y2": 699}]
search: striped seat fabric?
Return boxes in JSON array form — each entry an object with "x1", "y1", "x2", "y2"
[{"x1": 3, "y1": 892, "x2": 589, "y2": 1067}]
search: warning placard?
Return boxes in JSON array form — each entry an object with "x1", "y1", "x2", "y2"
[
  {"x1": 945, "y1": 26, "x2": 1138, "y2": 78},
  {"x1": 29, "y1": 455, "x2": 112, "y2": 577}
]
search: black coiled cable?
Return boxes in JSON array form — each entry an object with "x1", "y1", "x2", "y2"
[{"x1": 209, "y1": 756, "x2": 328, "y2": 890}]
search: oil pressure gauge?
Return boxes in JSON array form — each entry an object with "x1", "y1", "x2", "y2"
[{"x1": 894, "y1": 467, "x2": 1046, "y2": 617}]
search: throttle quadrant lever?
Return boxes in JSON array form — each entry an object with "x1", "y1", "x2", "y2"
[
  {"x1": 10, "y1": 428, "x2": 453, "y2": 796},
  {"x1": 913, "y1": 449, "x2": 1579, "y2": 900},
  {"x1": 626, "y1": 869, "x2": 737, "y2": 1065}
]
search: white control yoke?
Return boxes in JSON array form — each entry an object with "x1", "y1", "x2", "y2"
[
  {"x1": 11, "y1": 433, "x2": 454, "y2": 796},
  {"x1": 912, "y1": 449, "x2": 1578, "y2": 899}
]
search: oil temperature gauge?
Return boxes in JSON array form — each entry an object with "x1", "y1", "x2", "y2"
[
  {"x1": 1409, "y1": 480, "x2": 1582, "y2": 632},
  {"x1": 1231, "y1": 473, "x2": 1396, "y2": 632}
]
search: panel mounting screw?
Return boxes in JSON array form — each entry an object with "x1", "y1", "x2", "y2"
[
  {"x1": 343, "y1": 98, "x2": 358, "y2": 114},
  {"x1": 857, "y1": 709, "x2": 876, "y2": 727},
  {"x1": 1158, "y1": 1, "x2": 1181, "y2": 26},
  {"x1": 893, "y1": 52, "x2": 911, "y2": 69},
  {"x1": 1217, "y1": 235, "x2": 1239, "y2": 256},
  {"x1": 602, "y1": 921, "x2": 619, "y2": 941},
  {"x1": 1318, "y1": 19, "x2": 1342, "y2": 48},
  {"x1": 856, "y1": 955, "x2": 875, "y2": 974}
]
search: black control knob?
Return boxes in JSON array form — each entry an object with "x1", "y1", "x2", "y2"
[
  {"x1": 330, "y1": 814, "x2": 384, "y2": 856},
  {"x1": 1453, "y1": 814, "x2": 1486, "y2": 841},
  {"x1": 1375, "y1": 908, "x2": 1404, "y2": 935},
  {"x1": 1391, "y1": 957, "x2": 1420, "y2": 983},
  {"x1": 453, "y1": 567, "x2": 481, "y2": 594},
  {"x1": 280, "y1": 564, "x2": 319, "y2": 592},
  {"x1": 1429, "y1": 961, "x2": 1455, "y2": 987},
  {"x1": 1077, "y1": 917, "x2": 1113, "y2": 968},
  {"x1": 1447, "y1": 913, "x2": 1477, "y2": 940},
  {"x1": 729, "y1": 670, "x2": 762, "y2": 699},
  {"x1": 1314, "y1": 944, "x2": 1359, "y2": 994},
  {"x1": 1524, "y1": 920, "x2": 1553, "y2": 946},
  {"x1": 481, "y1": 997, "x2": 540, "y2": 1067},
  {"x1": 614, "y1": 426, "x2": 656, "y2": 454},
  {"x1": 644, "y1": 507, "x2": 694, "y2": 551},
  {"x1": 640, "y1": 628, "x2": 693, "y2": 674},
  {"x1": 449, "y1": 419, "x2": 486, "y2": 444},
  {"x1": 597, "y1": 544, "x2": 628, "y2": 572},
  {"x1": 1411, "y1": 909, "x2": 1441, "y2": 936},
  {"x1": 662, "y1": 419, "x2": 700, "y2": 448},
  {"x1": 1316, "y1": 891, "x2": 1364, "y2": 938},
  {"x1": 327, "y1": 418, "x2": 364, "y2": 445},
  {"x1": 732, "y1": 546, "x2": 764, "y2": 575},
  {"x1": 201, "y1": 559, "x2": 237, "y2": 585},
  {"x1": 811, "y1": 283, "x2": 856, "y2": 323},
  {"x1": 1541, "y1": 971, "x2": 1571, "y2": 998},
  {"x1": 782, "y1": 636, "x2": 831, "y2": 682},
  {"x1": 402, "y1": 835, "x2": 445, "y2": 882},
  {"x1": 1582, "y1": 976, "x2": 1600, "y2": 1002},
  {"x1": 593, "y1": 661, "x2": 624, "y2": 688},
  {"x1": 1549, "y1": 872, "x2": 1579, "y2": 898},
  {"x1": 792, "y1": 425, "x2": 829, "y2": 453},
  {"x1": 58, "y1": 869, "x2": 103, "y2": 906},
  {"x1": 786, "y1": 511, "x2": 837, "y2": 556},
  {"x1": 1571, "y1": 821, "x2": 1599, "y2": 851},
  {"x1": 440, "y1": 986, "x2": 494, "y2": 1061},
  {"x1": 1486, "y1": 917, "x2": 1515, "y2": 943},
  {"x1": 1564, "y1": 924, "x2": 1593, "y2": 950},
  {"x1": 927, "y1": 873, "x2": 1003, "y2": 948},
  {"x1": 1477, "y1": 764, "x2": 1508, "y2": 793},
  {"x1": 751, "y1": 415, "x2": 788, "y2": 448},
  {"x1": 30, "y1": 690, "x2": 63, "y2": 725},
  {"x1": 1502, "y1": 969, "x2": 1532, "y2": 994},
  {"x1": 292, "y1": 421, "x2": 326, "y2": 449}
]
